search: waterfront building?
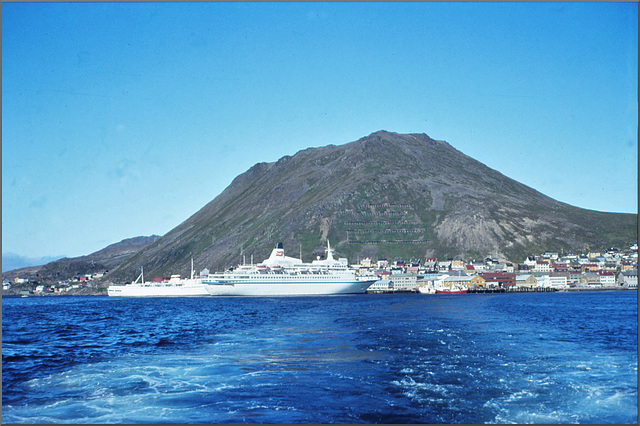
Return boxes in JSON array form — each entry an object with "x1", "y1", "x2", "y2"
[
  {"x1": 480, "y1": 272, "x2": 516, "y2": 289},
  {"x1": 598, "y1": 271, "x2": 616, "y2": 287},
  {"x1": 548, "y1": 275, "x2": 568, "y2": 289},
  {"x1": 443, "y1": 275, "x2": 485, "y2": 289},
  {"x1": 569, "y1": 271, "x2": 582, "y2": 285},
  {"x1": 515, "y1": 274, "x2": 537, "y2": 289},
  {"x1": 367, "y1": 279, "x2": 393, "y2": 293},
  {"x1": 580, "y1": 272, "x2": 601, "y2": 287},
  {"x1": 618, "y1": 270, "x2": 638, "y2": 288},
  {"x1": 388, "y1": 274, "x2": 418, "y2": 291}
]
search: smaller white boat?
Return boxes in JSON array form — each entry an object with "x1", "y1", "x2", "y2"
[
  {"x1": 108, "y1": 260, "x2": 210, "y2": 297},
  {"x1": 435, "y1": 281, "x2": 468, "y2": 294},
  {"x1": 416, "y1": 275, "x2": 439, "y2": 294},
  {"x1": 417, "y1": 285, "x2": 436, "y2": 294}
]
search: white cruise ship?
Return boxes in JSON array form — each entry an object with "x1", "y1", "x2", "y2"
[
  {"x1": 202, "y1": 241, "x2": 377, "y2": 296},
  {"x1": 107, "y1": 261, "x2": 210, "y2": 297}
]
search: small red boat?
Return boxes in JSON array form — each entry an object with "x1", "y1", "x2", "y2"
[{"x1": 435, "y1": 289, "x2": 468, "y2": 294}]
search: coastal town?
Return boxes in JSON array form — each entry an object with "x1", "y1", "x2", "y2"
[
  {"x1": 3, "y1": 241, "x2": 638, "y2": 296},
  {"x1": 360, "y1": 242, "x2": 638, "y2": 293}
]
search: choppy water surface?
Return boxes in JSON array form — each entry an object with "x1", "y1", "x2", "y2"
[{"x1": 2, "y1": 291, "x2": 637, "y2": 423}]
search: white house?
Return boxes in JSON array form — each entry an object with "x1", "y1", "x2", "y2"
[
  {"x1": 598, "y1": 271, "x2": 616, "y2": 287},
  {"x1": 564, "y1": 252, "x2": 578, "y2": 260},
  {"x1": 377, "y1": 259, "x2": 389, "y2": 269},
  {"x1": 471, "y1": 260, "x2": 485, "y2": 272},
  {"x1": 534, "y1": 261, "x2": 551, "y2": 273},
  {"x1": 617, "y1": 270, "x2": 638, "y2": 288},
  {"x1": 360, "y1": 257, "x2": 373, "y2": 268},
  {"x1": 438, "y1": 261, "x2": 451, "y2": 271}
]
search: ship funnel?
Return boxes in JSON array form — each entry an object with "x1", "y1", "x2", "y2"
[{"x1": 268, "y1": 242, "x2": 285, "y2": 260}]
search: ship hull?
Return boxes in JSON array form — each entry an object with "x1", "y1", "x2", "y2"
[
  {"x1": 203, "y1": 279, "x2": 375, "y2": 296},
  {"x1": 435, "y1": 289, "x2": 468, "y2": 294},
  {"x1": 107, "y1": 283, "x2": 210, "y2": 297}
]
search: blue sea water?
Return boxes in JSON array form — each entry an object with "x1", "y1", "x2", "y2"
[{"x1": 2, "y1": 291, "x2": 637, "y2": 424}]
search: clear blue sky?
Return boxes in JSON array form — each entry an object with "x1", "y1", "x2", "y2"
[{"x1": 2, "y1": 2, "x2": 638, "y2": 262}]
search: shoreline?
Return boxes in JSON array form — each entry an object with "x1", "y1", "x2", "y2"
[{"x1": 3, "y1": 287, "x2": 637, "y2": 298}]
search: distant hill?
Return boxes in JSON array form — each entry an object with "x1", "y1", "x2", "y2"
[
  {"x1": 2, "y1": 254, "x2": 65, "y2": 273},
  {"x1": 2, "y1": 235, "x2": 160, "y2": 283},
  {"x1": 106, "y1": 130, "x2": 637, "y2": 282}
]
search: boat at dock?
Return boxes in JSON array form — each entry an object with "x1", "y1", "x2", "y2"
[
  {"x1": 434, "y1": 279, "x2": 468, "y2": 294},
  {"x1": 435, "y1": 288, "x2": 468, "y2": 294},
  {"x1": 107, "y1": 260, "x2": 210, "y2": 297},
  {"x1": 202, "y1": 241, "x2": 377, "y2": 296},
  {"x1": 417, "y1": 285, "x2": 436, "y2": 294}
]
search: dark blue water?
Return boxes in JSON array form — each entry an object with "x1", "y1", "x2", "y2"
[{"x1": 3, "y1": 292, "x2": 637, "y2": 423}]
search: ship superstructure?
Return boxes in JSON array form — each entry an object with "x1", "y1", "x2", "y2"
[{"x1": 203, "y1": 241, "x2": 377, "y2": 296}]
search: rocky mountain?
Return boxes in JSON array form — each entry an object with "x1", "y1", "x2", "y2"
[
  {"x1": 2, "y1": 235, "x2": 160, "y2": 283},
  {"x1": 107, "y1": 130, "x2": 637, "y2": 282}
]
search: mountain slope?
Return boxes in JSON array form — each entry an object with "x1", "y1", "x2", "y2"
[{"x1": 108, "y1": 131, "x2": 637, "y2": 281}]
